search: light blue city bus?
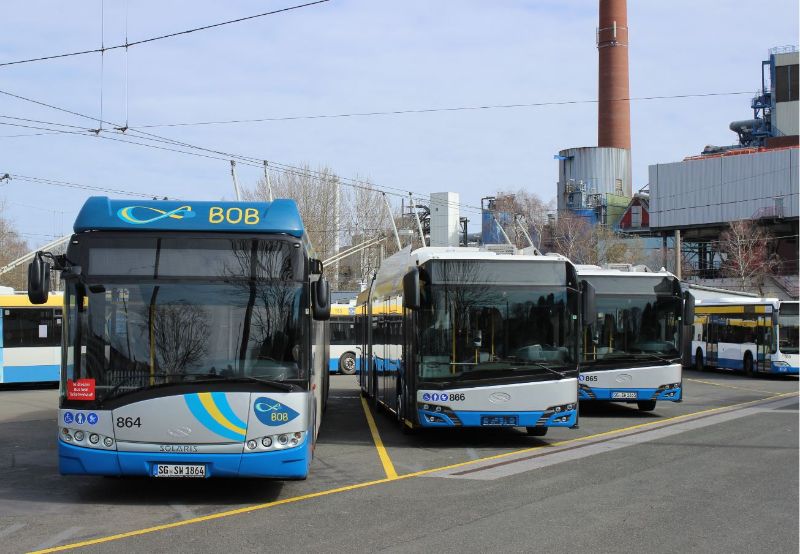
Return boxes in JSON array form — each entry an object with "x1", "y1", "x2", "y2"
[
  {"x1": 27, "y1": 197, "x2": 331, "y2": 479},
  {"x1": 576, "y1": 265, "x2": 692, "y2": 412},
  {"x1": 357, "y1": 246, "x2": 591, "y2": 437},
  {"x1": 0, "y1": 290, "x2": 62, "y2": 384},
  {"x1": 692, "y1": 297, "x2": 798, "y2": 376}
]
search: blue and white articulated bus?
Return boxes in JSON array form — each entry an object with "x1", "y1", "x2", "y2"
[
  {"x1": 27, "y1": 197, "x2": 331, "y2": 479},
  {"x1": 0, "y1": 290, "x2": 62, "y2": 384},
  {"x1": 357, "y1": 246, "x2": 592, "y2": 436},
  {"x1": 692, "y1": 297, "x2": 798, "y2": 376},
  {"x1": 576, "y1": 265, "x2": 692, "y2": 412}
]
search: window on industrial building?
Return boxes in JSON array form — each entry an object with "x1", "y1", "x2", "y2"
[{"x1": 775, "y1": 64, "x2": 799, "y2": 103}]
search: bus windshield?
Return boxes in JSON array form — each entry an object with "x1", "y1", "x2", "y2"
[
  {"x1": 63, "y1": 236, "x2": 308, "y2": 406},
  {"x1": 778, "y1": 302, "x2": 799, "y2": 354},
  {"x1": 580, "y1": 275, "x2": 681, "y2": 365},
  {"x1": 588, "y1": 295, "x2": 682, "y2": 361},
  {"x1": 417, "y1": 284, "x2": 578, "y2": 382}
]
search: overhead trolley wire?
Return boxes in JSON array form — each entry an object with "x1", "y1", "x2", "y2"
[
  {"x1": 0, "y1": 0, "x2": 332, "y2": 68},
  {"x1": 128, "y1": 91, "x2": 756, "y2": 129},
  {"x1": 0, "y1": 88, "x2": 485, "y2": 215},
  {"x1": 5, "y1": 173, "x2": 161, "y2": 198}
]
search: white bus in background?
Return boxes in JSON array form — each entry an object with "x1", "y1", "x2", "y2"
[
  {"x1": 329, "y1": 301, "x2": 360, "y2": 374},
  {"x1": 692, "y1": 297, "x2": 798, "y2": 376},
  {"x1": 576, "y1": 265, "x2": 691, "y2": 411}
]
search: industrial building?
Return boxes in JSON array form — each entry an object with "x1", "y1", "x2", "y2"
[{"x1": 648, "y1": 46, "x2": 799, "y2": 298}]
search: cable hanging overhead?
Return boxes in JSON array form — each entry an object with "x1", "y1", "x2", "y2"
[{"x1": 0, "y1": 0, "x2": 331, "y2": 68}]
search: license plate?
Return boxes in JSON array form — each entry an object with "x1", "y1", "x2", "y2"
[
  {"x1": 612, "y1": 391, "x2": 638, "y2": 399},
  {"x1": 152, "y1": 464, "x2": 206, "y2": 478},
  {"x1": 481, "y1": 415, "x2": 518, "y2": 426}
]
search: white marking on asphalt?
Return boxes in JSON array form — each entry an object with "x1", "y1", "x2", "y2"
[
  {"x1": 466, "y1": 448, "x2": 480, "y2": 460},
  {"x1": 170, "y1": 504, "x2": 196, "y2": 520},
  {"x1": 34, "y1": 526, "x2": 83, "y2": 550},
  {"x1": 0, "y1": 523, "x2": 25, "y2": 538},
  {"x1": 427, "y1": 396, "x2": 798, "y2": 481}
]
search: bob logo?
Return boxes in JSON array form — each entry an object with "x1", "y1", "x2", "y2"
[
  {"x1": 117, "y1": 205, "x2": 195, "y2": 225},
  {"x1": 254, "y1": 397, "x2": 299, "y2": 426}
]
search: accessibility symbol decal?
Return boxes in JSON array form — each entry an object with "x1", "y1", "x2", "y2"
[{"x1": 63, "y1": 412, "x2": 74, "y2": 424}]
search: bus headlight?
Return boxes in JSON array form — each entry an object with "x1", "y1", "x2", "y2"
[
  {"x1": 103, "y1": 437, "x2": 114, "y2": 448},
  {"x1": 773, "y1": 361, "x2": 789, "y2": 367},
  {"x1": 73, "y1": 430, "x2": 85, "y2": 442},
  {"x1": 89, "y1": 433, "x2": 100, "y2": 445},
  {"x1": 245, "y1": 432, "x2": 305, "y2": 453}
]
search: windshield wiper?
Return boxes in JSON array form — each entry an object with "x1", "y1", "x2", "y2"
[
  {"x1": 101, "y1": 372, "x2": 170, "y2": 403},
  {"x1": 628, "y1": 352, "x2": 678, "y2": 364},
  {"x1": 186, "y1": 375, "x2": 296, "y2": 392},
  {"x1": 495, "y1": 358, "x2": 568, "y2": 379}
]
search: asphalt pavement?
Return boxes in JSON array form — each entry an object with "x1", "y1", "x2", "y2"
[{"x1": 0, "y1": 370, "x2": 797, "y2": 553}]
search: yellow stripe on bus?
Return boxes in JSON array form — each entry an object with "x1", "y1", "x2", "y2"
[
  {"x1": 0, "y1": 294, "x2": 64, "y2": 308},
  {"x1": 198, "y1": 393, "x2": 246, "y2": 436}
]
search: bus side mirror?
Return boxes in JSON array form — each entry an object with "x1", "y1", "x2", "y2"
[
  {"x1": 581, "y1": 280, "x2": 596, "y2": 327},
  {"x1": 312, "y1": 276, "x2": 330, "y2": 320},
  {"x1": 28, "y1": 252, "x2": 50, "y2": 304},
  {"x1": 403, "y1": 268, "x2": 420, "y2": 310},
  {"x1": 683, "y1": 292, "x2": 695, "y2": 324}
]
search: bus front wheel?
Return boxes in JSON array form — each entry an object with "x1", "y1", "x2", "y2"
[
  {"x1": 637, "y1": 400, "x2": 657, "y2": 412},
  {"x1": 339, "y1": 352, "x2": 357, "y2": 375},
  {"x1": 526, "y1": 427, "x2": 548, "y2": 437},
  {"x1": 695, "y1": 349, "x2": 705, "y2": 372},
  {"x1": 743, "y1": 353, "x2": 754, "y2": 377}
]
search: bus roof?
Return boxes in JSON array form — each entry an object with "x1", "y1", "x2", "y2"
[
  {"x1": 73, "y1": 196, "x2": 305, "y2": 237},
  {"x1": 575, "y1": 265, "x2": 677, "y2": 279}
]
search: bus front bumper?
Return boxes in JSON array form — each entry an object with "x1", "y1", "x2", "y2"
[
  {"x1": 579, "y1": 384, "x2": 682, "y2": 402},
  {"x1": 58, "y1": 440, "x2": 311, "y2": 479},
  {"x1": 416, "y1": 408, "x2": 577, "y2": 428}
]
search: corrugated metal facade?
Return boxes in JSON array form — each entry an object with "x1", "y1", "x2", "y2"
[
  {"x1": 557, "y1": 146, "x2": 632, "y2": 212},
  {"x1": 649, "y1": 148, "x2": 799, "y2": 230}
]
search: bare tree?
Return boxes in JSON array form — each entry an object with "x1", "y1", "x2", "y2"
[
  {"x1": 547, "y1": 213, "x2": 595, "y2": 264},
  {"x1": 0, "y1": 201, "x2": 29, "y2": 290},
  {"x1": 719, "y1": 220, "x2": 780, "y2": 295},
  {"x1": 494, "y1": 190, "x2": 553, "y2": 250},
  {"x1": 245, "y1": 164, "x2": 343, "y2": 265}
]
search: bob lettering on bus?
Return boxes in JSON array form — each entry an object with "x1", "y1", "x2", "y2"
[{"x1": 208, "y1": 206, "x2": 260, "y2": 225}]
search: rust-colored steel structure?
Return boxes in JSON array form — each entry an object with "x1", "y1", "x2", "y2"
[{"x1": 597, "y1": 0, "x2": 631, "y2": 150}]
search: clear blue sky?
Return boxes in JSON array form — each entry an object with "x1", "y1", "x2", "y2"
[{"x1": 1, "y1": 0, "x2": 797, "y2": 246}]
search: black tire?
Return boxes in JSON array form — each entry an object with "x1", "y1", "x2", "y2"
[
  {"x1": 526, "y1": 427, "x2": 548, "y2": 437},
  {"x1": 339, "y1": 352, "x2": 357, "y2": 375},
  {"x1": 743, "y1": 352, "x2": 754, "y2": 377},
  {"x1": 694, "y1": 349, "x2": 704, "y2": 372},
  {"x1": 637, "y1": 400, "x2": 657, "y2": 412}
]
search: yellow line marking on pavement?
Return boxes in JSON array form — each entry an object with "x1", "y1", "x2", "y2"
[
  {"x1": 360, "y1": 396, "x2": 398, "y2": 480},
  {"x1": 686, "y1": 377, "x2": 784, "y2": 395},
  {"x1": 29, "y1": 391, "x2": 798, "y2": 554}
]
